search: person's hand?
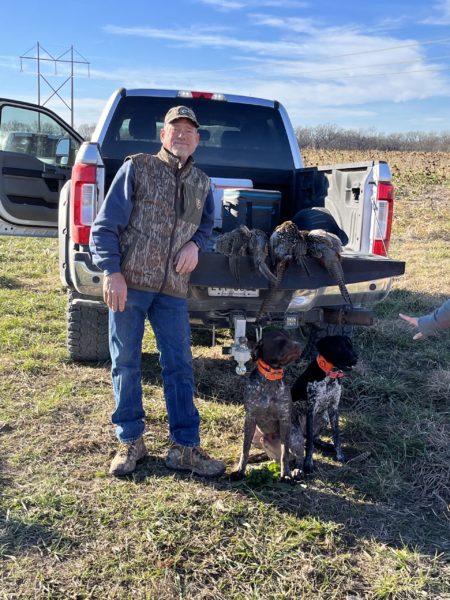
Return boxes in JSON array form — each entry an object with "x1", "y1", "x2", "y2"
[
  {"x1": 174, "y1": 241, "x2": 199, "y2": 274},
  {"x1": 399, "y1": 313, "x2": 424, "y2": 340},
  {"x1": 103, "y1": 272, "x2": 128, "y2": 312}
]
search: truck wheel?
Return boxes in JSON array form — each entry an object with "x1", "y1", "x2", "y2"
[
  {"x1": 299, "y1": 323, "x2": 354, "y2": 361},
  {"x1": 67, "y1": 291, "x2": 110, "y2": 362}
]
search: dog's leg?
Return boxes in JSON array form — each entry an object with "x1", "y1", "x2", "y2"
[
  {"x1": 289, "y1": 421, "x2": 304, "y2": 480},
  {"x1": 303, "y1": 405, "x2": 315, "y2": 474},
  {"x1": 279, "y1": 420, "x2": 292, "y2": 481},
  {"x1": 230, "y1": 416, "x2": 257, "y2": 480},
  {"x1": 313, "y1": 438, "x2": 335, "y2": 453},
  {"x1": 329, "y1": 406, "x2": 345, "y2": 462}
]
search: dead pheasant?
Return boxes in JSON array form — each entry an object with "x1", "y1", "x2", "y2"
[
  {"x1": 257, "y1": 221, "x2": 308, "y2": 320},
  {"x1": 269, "y1": 220, "x2": 300, "y2": 286},
  {"x1": 215, "y1": 225, "x2": 276, "y2": 284},
  {"x1": 303, "y1": 228, "x2": 353, "y2": 306},
  {"x1": 248, "y1": 228, "x2": 277, "y2": 284}
]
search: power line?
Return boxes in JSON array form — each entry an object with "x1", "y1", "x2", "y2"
[
  {"x1": 322, "y1": 62, "x2": 450, "y2": 81},
  {"x1": 264, "y1": 53, "x2": 450, "y2": 77},
  {"x1": 181, "y1": 35, "x2": 450, "y2": 76},
  {"x1": 317, "y1": 35, "x2": 450, "y2": 59}
]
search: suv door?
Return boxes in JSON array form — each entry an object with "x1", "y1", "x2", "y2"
[{"x1": 0, "y1": 99, "x2": 83, "y2": 236}]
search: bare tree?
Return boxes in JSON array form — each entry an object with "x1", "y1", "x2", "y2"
[
  {"x1": 296, "y1": 125, "x2": 450, "y2": 152},
  {"x1": 77, "y1": 123, "x2": 96, "y2": 141}
]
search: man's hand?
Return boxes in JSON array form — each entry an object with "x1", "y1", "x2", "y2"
[
  {"x1": 103, "y1": 272, "x2": 128, "y2": 312},
  {"x1": 399, "y1": 313, "x2": 424, "y2": 340},
  {"x1": 174, "y1": 241, "x2": 199, "y2": 274}
]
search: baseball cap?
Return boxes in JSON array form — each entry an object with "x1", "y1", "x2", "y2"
[{"x1": 164, "y1": 106, "x2": 200, "y2": 128}]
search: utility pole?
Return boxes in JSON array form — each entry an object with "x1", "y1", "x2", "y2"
[{"x1": 20, "y1": 42, "x2": 90, "y2": 128}]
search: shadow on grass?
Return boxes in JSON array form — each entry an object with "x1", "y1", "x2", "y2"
[
  {"x1": 0, "y1": 433, "x2": 76, "y2": 559},
  {"x1": 0, "y1": 275, "x2": 23, "y2": 290},
  {"x1": 129, "y1": 452, "x2": 449, "y2": 558},
  {"x1": 140, "y1": 350, "x2": 249, "y2": 405},
  {"x1": 0, "y1": 509, "x2": 76, "y2": 558}
]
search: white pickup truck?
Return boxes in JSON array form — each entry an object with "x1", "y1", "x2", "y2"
[{"x1": 0, "y1": 90, "x2": 404, "y2": 370}]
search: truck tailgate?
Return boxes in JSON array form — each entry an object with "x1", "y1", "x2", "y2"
[{"x1": 191, "y1": 253, "x2": 405, "y2": 290}]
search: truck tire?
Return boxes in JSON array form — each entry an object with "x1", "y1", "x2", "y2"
[
  {"x1": 67, "y1": 291, "x2": 110, "y2": 362},
  {"x1": 299, "y1": 322, "x2": 354, "y2": 361}
]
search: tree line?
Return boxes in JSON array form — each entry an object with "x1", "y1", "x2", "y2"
[
  {"x1": 75, "y1": 121, "x2": 450, "y2": 152},
  {"x1": 295, "y1": 124, "x2": 450, "y2": 152}
]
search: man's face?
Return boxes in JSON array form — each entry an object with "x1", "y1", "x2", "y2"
[{"x1": 160, "y1": 118, "x2": 199, "y2": 162}]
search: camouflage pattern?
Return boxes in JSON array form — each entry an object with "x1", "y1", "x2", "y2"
[
  {"x1": 165, "y1": 444, "x2": 226, "y2": 477},
  {"x1": 119, "y1": 147, "x2": 210, "y2": 297},
  {"x1": 109, "y1": 437, "x2": 148, "y2": 477},
  {"x1": 164, "y1": 105, "x2": 200, "y2": 127}
]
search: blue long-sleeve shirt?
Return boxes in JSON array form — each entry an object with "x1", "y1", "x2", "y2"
[{"x1": 90, "y1": 159, "x2": 214, "y2": 275}]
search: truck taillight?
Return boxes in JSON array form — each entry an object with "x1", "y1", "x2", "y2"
[
  {"x1": 71, "y1": 164, "x2": 97, "y2": 245},
  {"x1": 372, "y1": 181, "x2": 394, "y2": 256}
]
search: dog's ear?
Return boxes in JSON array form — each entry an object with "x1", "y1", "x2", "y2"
[{"x1": 251, "y1": 340, "x2": 263, "y2": 362}]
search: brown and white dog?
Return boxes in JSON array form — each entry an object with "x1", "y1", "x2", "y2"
[
  {"x1": 231, "y1": 330, "x2": 302, "y2": 481},
  {"x1": 254, "y1": 335, "x2": 358, "y2": 475}
]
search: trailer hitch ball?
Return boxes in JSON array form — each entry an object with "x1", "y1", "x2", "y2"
[
  {"x1": 232, "y1": 336, "x2": 251, "y2": 376},
  {"x1": 229, "y1": 317, "x2": 251, "y2": 375},
  {"x1": 236, "y1": 363, "x2": 247, "y2": 376}
]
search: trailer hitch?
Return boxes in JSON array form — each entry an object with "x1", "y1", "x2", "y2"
[{"x1": 222, "y1": 314, "x2": 255, "y2": 375}]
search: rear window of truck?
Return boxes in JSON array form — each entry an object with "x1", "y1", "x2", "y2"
[{"x1": 101, "y1": 96, "x2": 295, "y2": 170}]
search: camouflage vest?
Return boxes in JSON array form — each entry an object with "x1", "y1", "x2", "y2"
[{"x1": 119, "y1": 148, "x2": 210, "y2": 298}]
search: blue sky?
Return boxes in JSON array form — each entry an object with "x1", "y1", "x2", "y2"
[{"x1": 2, "y1": 0, "x2": 450, "y2": 133}]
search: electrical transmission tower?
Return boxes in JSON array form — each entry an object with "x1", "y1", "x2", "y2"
[{"x1": 20, "y1": 42, "x2": 90, "y2": 127}]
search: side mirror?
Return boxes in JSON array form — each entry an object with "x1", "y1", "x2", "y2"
[{"x1": 55, "y1": 138, "x2": 70, "y2": 164}]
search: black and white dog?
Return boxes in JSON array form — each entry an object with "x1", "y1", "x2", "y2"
[
  {"x1": 291, "y1": 335, "x2": 358, "y2": 473},
  {"x1": 254, "y1": 335, "x2": 358, "y2": 475}
]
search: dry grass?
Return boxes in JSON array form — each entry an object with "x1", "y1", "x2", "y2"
[{"x1": 1, "y1": 151, "x2": 449, "y2": 599}]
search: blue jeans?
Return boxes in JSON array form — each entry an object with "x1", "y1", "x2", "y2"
[{"x1": 109, "y1": 288, "x2": 200, "y2": 446}]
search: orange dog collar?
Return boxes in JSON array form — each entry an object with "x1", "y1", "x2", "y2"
[
  {"x1": 257, "y1": 358, "x2": 284, "y2": 380},
  {"x1": 316, "y1": 355, "x2": 344, "y2": 379}
]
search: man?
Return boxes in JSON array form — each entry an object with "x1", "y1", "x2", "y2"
[{"x1": 90, "y1": 106, "x2": 225, "y2": 478}]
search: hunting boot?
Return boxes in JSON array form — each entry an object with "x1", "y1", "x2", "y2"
[
  {"x1": 109, "y1": 437, "x2": 147, "y2": 476},
  {"x1": 165, "y1": 444, "x2": 226, "y2": 477}
]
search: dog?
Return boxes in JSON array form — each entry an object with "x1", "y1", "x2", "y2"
[
  {"x1": 291, "y1": 335, "x2": 358, "y2": 473},
  {"x1": 231, "y1": 330, "x2": 302, "y2": 481},
  {"x1": 254, "y1": 335, "x2": 358, "y2": 475}
]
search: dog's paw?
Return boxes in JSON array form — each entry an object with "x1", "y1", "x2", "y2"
[
  {"x1": 303, "y1": 458, "x2": 314, "y2": 474},
  {"x1": 280, "y1": 474, "x2": 296, "y2": 485},
  {"x1": 335, "y1": 451, "x2": 346, "y2": 463},
  {"x1": 229, "y1": 470, "x2": 245, "y2": 481},
  {"x1": 291, "y1": 468, "x2": 303, "y2": 481}
]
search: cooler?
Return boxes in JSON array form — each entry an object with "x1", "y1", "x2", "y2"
[
  {"x1": 210, "y1": 177, "x2": 253, "y2": 229},
  {"x1": 222, "y1": 188, "x2": 281, "y2": 234}
]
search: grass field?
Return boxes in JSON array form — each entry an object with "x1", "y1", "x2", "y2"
[{"x1": 1, "y1": 150, "x2": 449, "y2": 599}]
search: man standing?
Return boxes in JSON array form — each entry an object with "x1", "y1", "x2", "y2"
[{"x1": 90, "y1": 106, "x2": 225, "y2": 478}]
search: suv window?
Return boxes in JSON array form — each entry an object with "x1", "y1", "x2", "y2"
[
  {"x1": 0, "y1": 104, "x2": 81, "y2": 166},
  {"x1": 102, "y1": 96, "x2": 295, "y2": 170}
]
